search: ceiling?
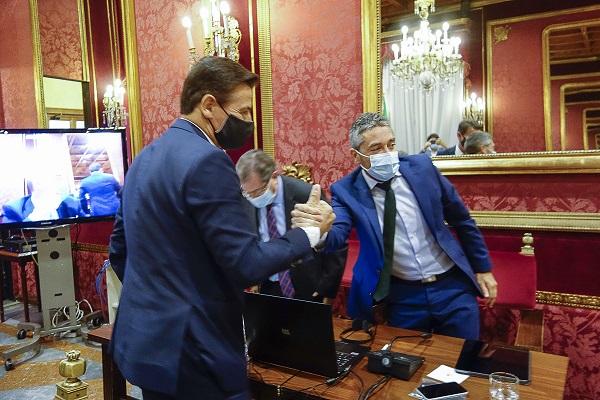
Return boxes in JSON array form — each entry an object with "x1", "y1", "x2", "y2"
[{"x1": 548, "y1": 24, "x2": 600, "y2": 64}]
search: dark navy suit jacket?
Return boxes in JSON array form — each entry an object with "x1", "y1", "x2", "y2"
[
  {"x1": 324, "y1": 154, "x2": 491, "y2": 321},
  {"x1": 436, "y1": 145, "x2": 457, "y2": 155},
  {"x1": 110, "y1": 119, "x2": 312, "y2": 396},
  {"x1": 2, "y1": 194, "x2": 80, "y2": 223},
  {"x1": 79, "y1": 171, "x2": 121, "y2": 216}
]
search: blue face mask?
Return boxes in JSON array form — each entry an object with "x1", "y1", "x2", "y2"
[
  {"x1": 244, "y1": 186, "x2": 276, "y2": 209},
  {"x1": 356, "y1": 150, "x2": 399, "y2": 182}
]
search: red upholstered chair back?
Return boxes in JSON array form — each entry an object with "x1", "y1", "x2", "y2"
[{"x1": 487, "y1": 251, "x2": 537, "y2": 309}]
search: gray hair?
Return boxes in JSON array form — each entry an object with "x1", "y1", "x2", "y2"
[
  {"x1": 464, "y1": 131, "x2": 493, "y2": 154},
  {"x1": 89, "y1": 162, "x2": 102, "y2": 173},
  {"x1": 235, "y1": 149, "x2": 276, "y2": 183},
  {"x1": 349, "y1": 113, "x2": 391, "y2": 150}
]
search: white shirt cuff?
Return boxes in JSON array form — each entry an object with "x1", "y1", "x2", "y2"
[{"x1": 300, "y1": 226, "x2": 320, "y2": 248}]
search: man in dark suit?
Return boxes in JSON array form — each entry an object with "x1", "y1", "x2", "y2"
[
  {"x1": 236, "y1": 150, "x2": 346, "y2": 303},
  {"x1": 437, "y1": 120, "x2": 479, "y2": 156},
  {"x1": 109, "y1": 57, "x2": 334, "y2": 400},
  {"x1": 293, "y1": 113, "x2": 497, "y2": 340},
  {"x1": 78, "y1": 162, "x2": 121, "y2": 216}
]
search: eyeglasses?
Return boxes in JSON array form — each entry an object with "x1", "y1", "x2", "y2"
[{"x1": 241, "y1": 181, "x2": 269, "y2": 198}]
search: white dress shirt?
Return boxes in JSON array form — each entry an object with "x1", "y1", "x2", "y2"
[{"x1": 362, "y1": 170, "x2": 454, "y2": 280}]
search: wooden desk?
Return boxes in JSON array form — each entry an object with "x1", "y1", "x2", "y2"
[
  {"x1": 249, "y1": 319, "x2": 569, "y2": 400},
  {"x1": 0, "y1": 249, "x2": 41, "y2": 322}
]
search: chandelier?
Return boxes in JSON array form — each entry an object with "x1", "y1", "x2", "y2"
[
  {"x1": 462, "y1": 92, "x2": 485, "y2": 129},
  {"x1": 102, "y1": 79, "x2": 127, "y2": 128},
  {"x1": 181, "y1": 1, "x2": 241, "y2": 67},
  {"x1": 390, "y1": 0, "x2": 463, "y2": 91}
]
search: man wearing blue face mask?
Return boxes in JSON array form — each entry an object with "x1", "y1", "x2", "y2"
[
  {"x1": 236, "y1": 150, "x2": 347, "y2": 303},
  {"x1": 292, "y1": 113, "x2": 497, "y2": 340}
]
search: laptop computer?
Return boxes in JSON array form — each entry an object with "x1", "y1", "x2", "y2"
[
  {"x1": 243, "y1": 292, "x2": 369, "y2": 378},
  {"x1": 454, "y1": 340, "x2": 531, "y2": 384}
]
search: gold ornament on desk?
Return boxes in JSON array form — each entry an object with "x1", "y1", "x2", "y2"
[
  {"x1": 182, "y1": 0, "x2": 241, "y2": 68},
  {"x1": 55, "y1": 350, "x2": 88, "y2": 400}
]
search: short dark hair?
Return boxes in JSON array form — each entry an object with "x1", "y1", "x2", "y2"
[
  {"x1": 426, "y1": 133, "x2": 439, "y2": 141},
  {"x1": 180, "y1": 56, "x2": 259, "y2": 114},
  {"x1": 457, "y1": 120, "x2": 479, "y2": 135}
]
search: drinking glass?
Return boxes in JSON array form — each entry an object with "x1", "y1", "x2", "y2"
[{"x1": 489, "y1": 372, "x2": 519, "y2": 400}]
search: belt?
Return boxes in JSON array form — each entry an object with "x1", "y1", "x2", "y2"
[{"x1": 391, "y1": 267, "x2": 457, "y2": 286}]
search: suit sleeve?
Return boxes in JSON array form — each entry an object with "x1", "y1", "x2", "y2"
[
  {"x1": 108, "y1": 201, "x2": 126, "y2": 281},
  {"x1": 324, "y1": 184, "x2": 353, "y2": 254},
  {"x1": 435, "y1": 166, "x2": 492, "y2": 273},
  {"x1": 185, "y1": 151, "x2": 313, "y2": 289}
]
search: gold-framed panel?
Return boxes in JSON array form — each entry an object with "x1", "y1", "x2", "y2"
[
  {"x1": 362, "y1": 0, "x2": 381, "y2": 114},
  {"x1": 247, "y1": 0, "x2": 259, "y2": 150},
  {"x1": 257, "y1": 0, "x2": 275, "y2": 158},
  {"x1": 29, "y1": 0, "x2": 46, "y2": 128},
  {"x1": 432, "y1": 150, "x2": 600, "y2": 174},
  {"x1": 583, "y1": 107, "x2": 600, "y2": 151},
  {"x1": 486, "y1": 5, "x2": 600, "y2": 151},
  {"x1": 536, "y1": 291, "x2": 600, "y2": 310},
  {"x1": 77, "y1": 0, "x2": 90, "y2": 82},
  {"x1": 550, "y1": 72, "x2": 600, "y2": 81},
  {"x1": 559, "y1": 82, "x2": 600, "y2": 151},
  {"x1": 471, "y1": 211, "x2": 600, "y2": 232},
  {"x1": 120, "y1": 0, "x2": 143, "y2": 158}
]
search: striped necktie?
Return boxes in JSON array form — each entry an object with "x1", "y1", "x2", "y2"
[{"x1": 266, "y1": 205, "x2": 295, "y2": 298}]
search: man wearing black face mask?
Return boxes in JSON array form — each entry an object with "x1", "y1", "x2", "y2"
[{"x1": 108, "y1": 57, "x2": 335, "y2": 400}]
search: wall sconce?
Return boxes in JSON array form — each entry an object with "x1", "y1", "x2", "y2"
[
  {"x1": 181, "y1": 0, "x2": 241, "y2": 67},
  {"x1": 102, "y1": 79, "x2": 127, "y2": 128},
  {"x1": 462, "y1": 92, "x2": 485, "y2": 129}
]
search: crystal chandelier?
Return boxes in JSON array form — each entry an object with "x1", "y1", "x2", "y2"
[
  {"x1": 390, "y1": 0, "x2": 463, "y2": 91},
  {"x1": 181, "y1": 1, "x2": 241, "y2": 67},
  {"x1": 102, "y1": 79, "x2": 127, "y2": 128},
  {"x1": 462, "y1": 92, "x2": 485, "y2": 129}
]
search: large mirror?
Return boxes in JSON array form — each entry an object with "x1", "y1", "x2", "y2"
[{"x1": 364, "y1": 0, "x2": 600, "y2": 171}]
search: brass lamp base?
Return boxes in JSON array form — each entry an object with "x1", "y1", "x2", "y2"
[{"x1": 55, "y1": 381, "x2": 88, "y2": 400}]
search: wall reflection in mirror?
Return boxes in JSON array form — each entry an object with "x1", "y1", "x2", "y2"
[{"x1": 377, "y1": 0, "x2": 600, "y2": 155}]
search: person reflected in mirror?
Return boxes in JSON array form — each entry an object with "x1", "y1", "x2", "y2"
[
  {"x1": 2, "y1": 176, "x2": 79, "y2": 223},
  {"x1": 464, "y1": 131, "x2": 496, "y2": 155},
  {"x1": 292, "y1": 113, "x2": 497, "y2": 341},
  {"x1": 420, "y1": 133, "x2": 447, "y2": 157},
  {"x1": 79, "y1": 162, "x2": 121, "y2": 217},
  {"x1": 437, "y1": 120, "x2": 482, "y2": 156},
  {"x1": 236, "y1": 149, "x2": 347, "y2": 304}
]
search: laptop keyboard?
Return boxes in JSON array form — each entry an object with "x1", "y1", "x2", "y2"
[{"x1": 336, "y1": 351, "x2": 354, "y2": 371}]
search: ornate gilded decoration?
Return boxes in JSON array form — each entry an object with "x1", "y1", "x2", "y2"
[
  {"x1": 537, "y1": 291, "x2": 600, "y2": 310},
  {"x1": 281, "y1": 162, "x2": 313, "y2": 184},
  {"x1": 72, "y1": 243, "x2": 108, "y2": 253},
  {"x1": 29, "y1": 0, "x2": 46, "y2": 128},
  {"x1": 492, "y1": 25, "x2": 510, "y2": 45},
  {"x1": 361, "y1": 0, "x2": 381, "y2": 113},
  {"x1": 257, "y1": 0, "x2": 275, "y2": 157},
  {"x1": 469, "y1": 211, "x2": 600, "y2": 233},
  {"x1": 520, "y1": 233, "x2": 534, "y2": 256},
  {"x1": 55, "y1": 350, "x2": 88, "y2": 400}
]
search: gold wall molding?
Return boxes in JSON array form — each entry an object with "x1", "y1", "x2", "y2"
[
  {"x1": 29, "y1": 0, "x2": 46, "y2": 128},
  {"x1": 470, "y1": 211, "x2": 600, "y2": 233},
  {"x1": 492, "y1": 25, "x2": 510, "y2": 44},
  {"x1": 362, "y1": 0, "x2": 381, "y2": 113},
  {"x1": 486, "y1": 4, "x2": 600, "y2": 149},
  {"x1": 72, "y1": 242, "x2": 108, "y2": 253},
  {"x1": 433, "y1": 150, "x2": 600, "y2": 174},
  {"x1": 537, "y1": 291, "x2": 600, "y2": 310},
  {"x1": 583, "y1": 107, "x2": 600, "y2": 150},
  {"x1": 77, "y1": 0, "x2": 90, "y2": 82},
  {"x1": 120, "y1": 0, "x2": 143, "y2": 158},
  {"x1": 257, "y1": 0, "x2": 275, "y2": 158},
  {"x1": 559, "y1": 81, "x2": 600, "y2": 151}
]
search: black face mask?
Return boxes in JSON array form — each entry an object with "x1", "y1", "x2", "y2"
[{"x1": 210, "y1": 106, "x2": 254, "y2": 149}]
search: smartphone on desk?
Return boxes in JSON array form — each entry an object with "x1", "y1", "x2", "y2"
[{"x1": 415, "y1": 382, "x2": 468, "y2": 400}]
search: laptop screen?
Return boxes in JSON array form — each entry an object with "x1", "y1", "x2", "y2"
[
  {"x1": 244, "y1": 292, "x2": 340, "y2": 377},
  {"x1": 454, "y1": 340, "x2": 531, "y2": 383}
]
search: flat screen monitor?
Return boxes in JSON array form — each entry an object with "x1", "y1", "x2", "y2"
[{"x1": 0, "y1": 128, "x2": 127, "y2": 229}]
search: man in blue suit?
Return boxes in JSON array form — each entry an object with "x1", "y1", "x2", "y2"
[
  {"x1": 109, "y1": 57, "x2": 334, "y2": 400},
  {"x1": 78, "y1": 162, "x2": 121, "y2": 216},
  {"x1": 294, "y1": 113, "x2": 497, "y2": 340}
]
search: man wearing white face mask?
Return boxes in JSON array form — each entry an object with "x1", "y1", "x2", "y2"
[
  {"x1": 293, "y1": 113, "x2": 497, "y2": 340},
  {"x1": 236, "y1": 150, "x2": 347, "y2": 303}
]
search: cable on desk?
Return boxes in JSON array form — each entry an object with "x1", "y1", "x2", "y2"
[{"x1": 359, "y1": 375, "x2": 391, "y2": 400}]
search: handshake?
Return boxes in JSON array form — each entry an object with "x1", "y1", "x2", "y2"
[{"x1": 291, "y1": 184, "x2": 335, "y2": 237}]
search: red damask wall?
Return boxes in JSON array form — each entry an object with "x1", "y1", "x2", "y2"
[
  {"x1": 0, "y1": 0, "x2": 38, "y2": 128},
  {"x1": 269, "y1": 0, "x2": 363, "y2": 189},
  {"x1": 38, "y1": 0, "x2": 83, "y2": 80},
  {"x1": 489, "y1": 8, "x2": 600, "y2": 152}
]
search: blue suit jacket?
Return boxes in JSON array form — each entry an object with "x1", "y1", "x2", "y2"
[
  {"x1": 79, "y1": 171, "x2": 121, "y2": 216},
  {"x1": 2, "y1": 194, "x2": 80, "y2": 223},
  {"x1": 110, "y1": 119, "x2": 312, "y2": 396},
  {"x1": 325, "y1": 154, "x2": 491, "y2": 321}
]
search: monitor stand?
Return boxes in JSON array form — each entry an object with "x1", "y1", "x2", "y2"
[{"x1": 2, "y1": 225, "x2": 84, "y2": 371}]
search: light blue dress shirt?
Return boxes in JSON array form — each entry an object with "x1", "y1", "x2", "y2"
[
  {"x1": 257, "y1": 176, "x2": 286, "y2": 281},
  {"x1": 361, "y1": 170, "x2": 454, "y2": 280}
]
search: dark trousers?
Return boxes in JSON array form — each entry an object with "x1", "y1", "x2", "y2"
[{"x1": 386, "y1": 268, "x2": 480, "y2": 340}]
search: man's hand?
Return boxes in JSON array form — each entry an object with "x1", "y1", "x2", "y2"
[
  {"x1": 291, "y1": 185, "x2": 335, "y2": 237},
  {"x1": 476, "y1": 272, "x2": 498, "y2": 307}
]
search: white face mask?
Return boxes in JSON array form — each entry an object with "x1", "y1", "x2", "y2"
[
  {"x1": 356, "y1": 150, "x2": 399, "y2": 182},
  {"x1": 244, "y1": 187, "x2": 276, "y2": 209}
]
